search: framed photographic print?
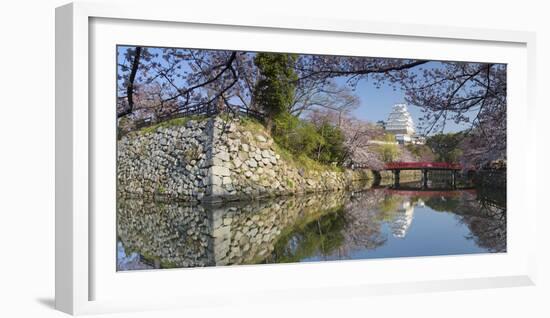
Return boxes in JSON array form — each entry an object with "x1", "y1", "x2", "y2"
[{"x1": 56, "y1": 1, "x2": 537, "y2": 315}]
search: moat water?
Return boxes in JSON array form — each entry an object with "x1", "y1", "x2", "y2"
[{"x1": 117, "y1": 182, "x2": 506, "y2": 271}]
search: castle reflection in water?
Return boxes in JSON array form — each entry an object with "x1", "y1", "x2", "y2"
[
  {"x1": 389, "y1": 198, "x2": 421, "y2": 238},
  {"x1": 117, "y1": 186, "x2": 506, "y2": 270}
]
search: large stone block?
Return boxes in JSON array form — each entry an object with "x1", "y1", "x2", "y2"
[
  {"x1": 233, "y1": 158, "x2": 243, "y2": 168},
  {"x1": 211, "y1": 165, "x2": 231, "y2": 177},
  {"x1": 247, "y1": 159, "x2": 258, "y2": 168},
  {"x1": 216, "y1": 151, "x2": 230, "y2": 162},
  {"x1": 222, "y1": 177, "x2": 232, "y2": 184}
]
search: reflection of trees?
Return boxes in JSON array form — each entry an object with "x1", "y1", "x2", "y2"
[
  {"x1": 268, "y1": 208, "x2": 347, "y2": 263},
  {"x1": 458, "y1": 190, "x2": 506, "y2": 253},
  {"x1": 423, "y1": 189, "x2": 506, "y2": 253},
  {"x1": 424, "y1": 196, "x2": 461, "y2": 212},
  {"x1": 268, "y1": 188, "x2": 442, "y2": 263},
  {"x1": 342, "y1": 189, "x2": 388, "y2": 250},
  {"x1": 268, "y1": 189, "x2": 390, "y2": 262},
  {"x1": 377, "y1": 195, "x2": 402, "y2": 220}
]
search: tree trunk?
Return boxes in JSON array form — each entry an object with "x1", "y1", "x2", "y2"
[{"x1": 118, "y1": 46, "x2": 142, "y2": 118}]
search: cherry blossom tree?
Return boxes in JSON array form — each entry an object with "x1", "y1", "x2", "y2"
[
  {"x1": 401, "y1": 63, "x2": 506, "y2": 166},
  {"x1": 117, "y1": 47, "x2": 249, "y2": 123},
  {"x1": 117, "y1": 47, "x2": 506, "y2": 167}
]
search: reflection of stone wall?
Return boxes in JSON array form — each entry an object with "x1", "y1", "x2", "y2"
[
  {"x1": 212, "y1": 192, "x2": 347, "y2": 265},
  {"x1": 117, "y1": 192, "x2": 348, "y2": 268},
  {"x1": 117, "y1": 199, "x2": 212, "y2": 268},
  {"x1": 117, "y1": 116, "x2": 372, "y2": 202}
]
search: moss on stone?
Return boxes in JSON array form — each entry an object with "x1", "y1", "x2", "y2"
[
  {"x1": 286, "y1": 178, "x2": 294, "y2": 189},
  {"x1": 239, "y1": 117, "x2": 266, "y2": 134},
  {"x1": 183, "y1": 144, "x2": 201, "y2": 162},
  {"x1": 157, "y1": 185, "x2": 166, "y2": 194},
  {"x1": 139, "y1": 115, "x2": 206, "y2": 134}
]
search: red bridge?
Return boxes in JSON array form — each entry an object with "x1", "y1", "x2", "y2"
[{"x1": 383, "y1": 162, "x2": 462, "y2": 189}]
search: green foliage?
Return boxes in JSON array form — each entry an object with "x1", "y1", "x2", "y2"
[
  {"x1": 269, "y1": 208, "x2": 346, "y2": 263},
  {"x1": 382, "y1": 133, "x2": 395, "y2": 143},
  {"x1": 426, "y1": 132, "x2": 464, "y2": 163},
  {"x1": 252, "y1": 53, "x2": 347, "y2": 168},
  {"x1": 285, "y1": 178, "x2": 295, "y2": 189},
  {"x1": 314, "y1": 120, "x2": 346, "y2": 164},
  {"x1": 378, "y1": 196, "x2": 401, "y2": 219},
  {"x1": 273, "y1": 113, "x2": 323, "y2": 157},
  {"x1": 254, "y1": 53, "x2": 298, "y2": 119},
  {"x1": 157, "y1": 185, "x2": 166, "y2": 194},
  {"x1": 375, "y1": 134, "x2": 400, "y2": 162},
  {"x1": 271, "y1": 134, "x2": 328, "y2": 173},
  {"x1": 239, "y1": 117, "x2": 265, "y2": 134},
  {"x1": 405, "y1": 144, "x2": 435, "y2": 161},
  {"x1": 272, "y1": 113, "x2": 347, "y2": 167}
]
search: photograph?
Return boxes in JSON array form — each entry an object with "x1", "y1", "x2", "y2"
[
  {"x1": 2, "y1": 0, "x2": 547, "y2": 316},
  {"x1": 115, "y1": 46, "x2": 507, "y2": 271}
]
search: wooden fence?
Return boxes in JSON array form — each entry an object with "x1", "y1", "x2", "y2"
[{"x1": 132, "y1": 104, "x2": 265, "y2": 131}]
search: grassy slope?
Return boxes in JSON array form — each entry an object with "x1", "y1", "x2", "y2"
[{"x1": 239, "y1": 117, "x2": 343, "y2": 173}]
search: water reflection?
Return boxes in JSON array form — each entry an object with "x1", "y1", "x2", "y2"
[{"x1": 117, "y1": 187, "x2": 506, "y2": 270}]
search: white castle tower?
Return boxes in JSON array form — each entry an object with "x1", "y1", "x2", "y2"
[{"x1": 385, "y1": 103, "x2": 417, "y2": 144}]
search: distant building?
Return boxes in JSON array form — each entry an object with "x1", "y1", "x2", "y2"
[
  {"x1": 376, "y1": 120, "x2": 387, "y2": 130},
  {"x1": 385, "y1": 103, "x2": 425, "y2": 145}
]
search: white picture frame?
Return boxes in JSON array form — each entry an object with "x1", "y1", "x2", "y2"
[{"x1": 55, "y1": 1, "x2": 537, "y2": 315}]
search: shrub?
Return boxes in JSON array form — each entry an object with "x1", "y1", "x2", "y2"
[
  {"x1": 313, "y1": 121, "x2": 346, "y2": 164},
  {"x1": 375, "y1": 134, "x2": 401, "y2": 162},
  {"x1": 426, "y1": 132, "x2": 464, "y2": 163},
  {"x1": 273, "y1": 113, "x2": 323, "y2": 157},
  {"x1": 405, "y1": 144, "x2": 435, "y2": 161},
  {"x1": 271, "y1": 113, "x2": 347, "y2": 168}
]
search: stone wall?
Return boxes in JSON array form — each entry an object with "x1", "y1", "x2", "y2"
[
  {"x1": 117, "y1": 118, "x2": 212, "y2": 202},
  {"x1": 117, "y1": 116, "x2": 372, "y2": 202}
]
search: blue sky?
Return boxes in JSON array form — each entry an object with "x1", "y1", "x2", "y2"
[{"x1": 348, "y1": 78, "x2": 412, "y2": 124}]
